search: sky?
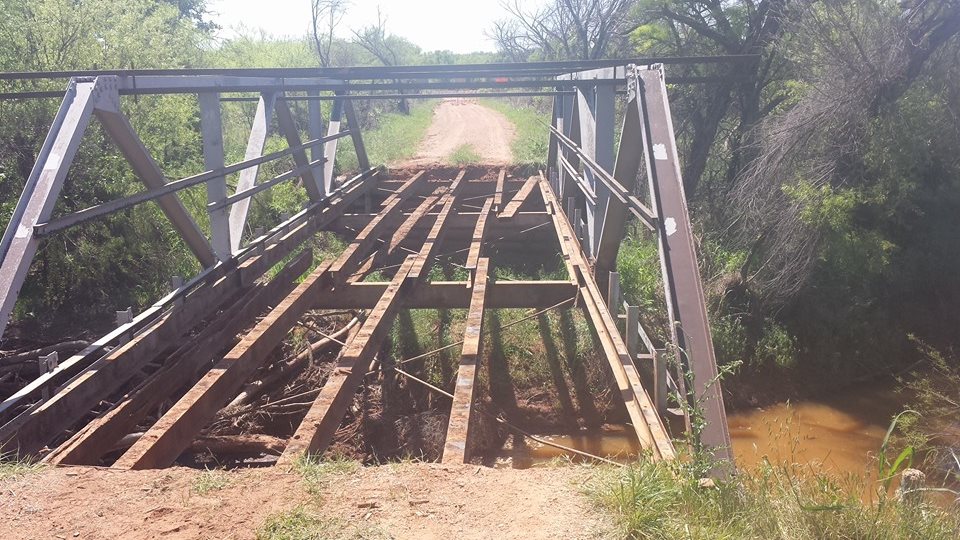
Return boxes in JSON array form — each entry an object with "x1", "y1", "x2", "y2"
[{"x1": 207, "y1": 0, "x2": 522, "y2": 54}]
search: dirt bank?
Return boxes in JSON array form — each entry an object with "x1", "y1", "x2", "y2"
[{"x1": 0, "y1": 464, "x2": 609, "y2": 539}]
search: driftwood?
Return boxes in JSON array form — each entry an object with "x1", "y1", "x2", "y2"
[
  {"x1": 111, "y1": 433, "x2": 287, "y2": 456},
  {"x1": 0, "y1": 340, "x2": 90, "y2": 374},
  {"x1": 228, "y1": 316, "x2": 359, "y2": 408}
]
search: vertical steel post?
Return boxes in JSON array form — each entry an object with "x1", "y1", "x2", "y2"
[
  {"x1": 198, "y1": 92, "x2": 231, "y2": 261},
  {"x1": 229, "y1": 92, "x2": 276, "y2": 253},
  {"x1": 307, "y1": 88, "x2": 326, "y2": 190},
  {"x1": 625, "y1": 305, "x2": 639, "y2": 362},
  {"x1": 322, "y1": 93, "x2": 345, "y2": 194},
  {"x1": 607, "y1": 271, "x2": 620, "y2": 311},
  {"x1": 639, "y1": 65, "x2": 732, "y2": 464}
]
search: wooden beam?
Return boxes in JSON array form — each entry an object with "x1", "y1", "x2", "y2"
[
  {"x1": 442, "y1": 257, "x2": 489, "y2": 463},
  {"x1": 114, "y1": 261, "x2": 334, "y2": 469},
  {"x1": 540, "y1": 175, "x2": 675, "y2": 460},
  {"x1": 465, "y1": 198, "x2": 493, "y2": 272},
  {"x1": 387, "y1": 190, "x2": 444, "y2": 256},
  {"x1": 493, "y1": 169, "x2": 506, "y2": 212},
  {"x1": 407, "y1": 170, "x2": 466, "y2": 280},
  {"x1": 330, "y1": 172, "x2": 423, "y2": 281},
  {"x1": 278, "y1": 256, "x2": 416, "y2": 466},
  {"x1": 537, "y1": 178, "x2": 577, "y2": 282},
  {"x1": 315, "y1": 280, "x2": 576, "y2": 310},
  {"x1": 499, "y1": 176, "x2": 539, "y2": 219},
  {"x1": 45, "y1": 250, "x2": 313, "y2": 465}
]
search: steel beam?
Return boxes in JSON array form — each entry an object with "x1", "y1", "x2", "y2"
[
  {"x1": 639, "y1": 66, "x2": 732, "y2": 464},
  {"x1": 322, "y1": 95, "x2": 344, "y2": 194},
  {"x1": 0, "y1": 79, "x2": 99, "y2": 339},
  {"x1": 342, "y1": 96, "x2": 370, "y2": 172},
  {"x1": 198, "y1": 92, "x2": 231, "y2": 260},
  {"x1": 229, "y1": 93, "x2": 277, "y2": 253},
  {"x1": 275, "y1": 97, "x2": 325, "y2": 201}
]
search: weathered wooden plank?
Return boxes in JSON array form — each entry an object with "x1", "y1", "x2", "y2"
[
  {"x1": 407, "y1": 171, "x2": 466, "y2": 280},
  {"x1": 442, "y1": 257, "x2": 489, "y2": 463},
  {"x1": 330, "y1": 172, "x2": 423, "y2": 281},
  {"x1": 387, "y1": 191, "x2": 443, "y2": 255},
  {"x1": 278, "y1": 256, "x2": 416, "y2": 466},
  {"x1": 465, "y1": 198, "x2": 493, "y2": 272},
  {"x1": 315, "y1": 280, "x2": 576, "y2": 310},
  {"x1": 541, "y1": 175, "x2": 675, "y2": 460},
  {"x1": 46, "y1": 251, "x2": 313, "y2": 466},
  {"x1": 114, "y1": 261, "x2": 334, "y2": 469},
  {"x1": 499, "y1": 176, "x2": 539, "y2": 219},
  {"x1": 493, "y1": 169, "x2": 506, "y2": 211}
]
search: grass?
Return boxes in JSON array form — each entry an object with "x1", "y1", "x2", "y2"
[
  {"x1": 293, "y1": 453, "x2": 360, "y2": 497},
  {"x1": 0, "y1": 455, "x2": 44, "y2": 481},
  {"x1": 336, "y1": 100, "x2": 438, "y2": 171},
  {"x1": 587, "y1": 458, "x2": 960, "y2": 539},
  {"x1": 256, "y1": 506, "x2": 387, "y2": 540},
  {"x1": 192, "y1": 468, "x2": 231, "y2": 495},
  {"x1": 480, "y1": 98, "x2": 550, "y2": 167},
  {"x1": 447, "y1": 143, "x2": 481, "y2": 165}
]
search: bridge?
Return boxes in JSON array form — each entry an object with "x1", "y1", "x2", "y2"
[{"x1": 0, "y1": 57, "x2": 753, "y2": 469}]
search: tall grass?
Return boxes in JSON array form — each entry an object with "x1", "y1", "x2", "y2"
[
  {"x1": 336, "y1": 100, "x2": 437, "y2": 171},
  {"x1": 587, "y1": 458, "x2": 960, "y2": 539}
]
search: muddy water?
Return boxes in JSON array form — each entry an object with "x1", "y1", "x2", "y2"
[
  {"x1": 492, "y1": 425, "x2": 640, "y2": 468},
  {"x1": 729, "y1": 381, "x2": 905, "y2": 477},
  {"x1": 495, "y1": 382, "x2": 906, "y2": 476}
]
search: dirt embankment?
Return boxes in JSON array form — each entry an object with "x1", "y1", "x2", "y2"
[
  {"x1": 404, "y1": 99, "x2": 516, "y2": 166},
  {"x1": 0, "y1": 464, "x2": 609, "y2": 539}
]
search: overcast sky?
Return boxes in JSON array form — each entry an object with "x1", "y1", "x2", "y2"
[{"x1": 207, "y1": 0, "x2": 528, "y2": 53}]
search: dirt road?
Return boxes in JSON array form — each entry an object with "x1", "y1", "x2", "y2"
[
  {"x1": 405, "y1": 99, "x2": 516, "y2": 166},
  {"x1": 0, "y1": 464, "x2": 610, "y2": 539}
]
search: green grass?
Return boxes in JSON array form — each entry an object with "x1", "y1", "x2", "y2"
[
  {"x1": 480, "y1": 98, "x2": 550, "y2": 167},
  {"x1": 447, "y1": 143, "x2": 481, "y2": 165},
  {"x1": 587, "y1": 459, "x2": 960, "y2": 539},
  {"x1": 256, "y1": 506, "x2": 387, "y2": 540},
  {"x1": 336, "y1": 100, "x2": 438, "y2": 171},
  {"x1": 293, "y1": 453, "x2": 360, "y2": 497},
  {"x1": 192, "y1": 468, "x2": 231, "y2": 495},
  {"x1": 0, "y1": 455, "x2": 44, "y2": 481}
]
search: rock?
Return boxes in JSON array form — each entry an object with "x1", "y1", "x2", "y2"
[
  {"x1": 698, "y1": 478, "x2": 716, "y2": 489},
  {"x1": 896, "y1": 468, "x2": 926, "y2": 504}
]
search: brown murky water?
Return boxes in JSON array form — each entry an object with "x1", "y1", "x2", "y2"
[
  {"x1": 495, "y1": 381, "x2": 906, "y2": 477},
  {"x1": 729, "y1": 381, "x2": 905, "y2": 477}
]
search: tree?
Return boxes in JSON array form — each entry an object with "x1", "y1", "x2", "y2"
[
  {"x1": 351, "y1": 10, "x2": 421, "y2": 113},
  {"x1": 489, "y1": 0, "x2": 640, "y2": 61},
  {"x1": 310, "y1": 0, "x2": 349, "y2": 67}
]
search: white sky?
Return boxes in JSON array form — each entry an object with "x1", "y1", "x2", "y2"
[{"x1": 207, "y1": 0, "x2": 522, "y2": 53}]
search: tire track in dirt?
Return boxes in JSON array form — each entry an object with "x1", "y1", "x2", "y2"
[{"x1": 403, "y1": 99, "x2": 516, "y2": 166}]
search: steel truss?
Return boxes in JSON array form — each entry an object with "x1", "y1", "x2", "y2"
[{"x1": 0, "y1": 57, "x2": 745, "y2": 467}]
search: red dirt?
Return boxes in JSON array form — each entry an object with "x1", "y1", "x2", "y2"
[{"x1": 0, "y1": 464, "x2": 610, "y2": 539}]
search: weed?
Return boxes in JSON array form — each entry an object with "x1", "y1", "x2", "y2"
[
  {"x1": 336, "y1": 101, "x2": 437, "y2": 171},
  {"x1": 0, "y1": 454, "x2": 44, "y2": 481},
  {"x1": 192, "y1": 468, "x2": 231, "y2": 495},
  {"x1": 293, "y1": 453, "x2": 360, "y2": 496},
  {"x1": 256, "y1": 506, "x2": 386, "y2": 540},
  {"x1": 447, "y1": 144, "x2": 481, "y2": 165},
  {"x1": 587, "y1": 457, "x2": 960, "y2": 539}
]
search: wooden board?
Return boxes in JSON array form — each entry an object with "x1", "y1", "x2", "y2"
[
  {"x1": 499, "y1": 176, "x2": 539, "y2": 218},
  {"x1": 465, "y1": 198, "x2": 494, "y2": 272},
  {"x1": 441, "y1": 257, "x2": 489, "y2": 463},
  {"x1": 45, "y1": 251, "x2": 313, "y2": 465},
  {"x1": 114, "y1": 262, "x2": 334, "y2": 469},
  {"x1": 278, "y1": 256, "x2": 416, "y2": 466}
]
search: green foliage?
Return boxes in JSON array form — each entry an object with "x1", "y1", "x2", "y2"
[
  {"x1": 192, "y1": 468, "x2": 231, "y2": 495},
  {"x1": 588, "y1": 458, "x2": 960, "y2": 539},
  {"x1": 0, "y1": 454, "x2": 44, "y2": 481},
  {"x1": 293, "y1": 453, "x2": 360, "y2": 497},
  {"x1": 336, "y1": 100, "x2": 438, "y2": 171},
  {"x1": 256, "y1": 507, "x2": 386, "y2": 540}
]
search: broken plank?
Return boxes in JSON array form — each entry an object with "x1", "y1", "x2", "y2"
[
  {"x1": 114, "y1": 261, "x2": 334, "y2": 470},
  {"x1": 46, "y1": 251, "x2": 313, "y2": 466},
  {"x1": 493, "y1": 169, "x2": 506, "y2": 212},
  {"x1": 442, "y1": 257, "x2": 489, "y2": 463},
  {"x1": 278, "y1": 256, "x2": 416, "y2": 466},
  {"x1": 499, "y1": 176, "x2": 539, "y2": 219},
  {"x1": 465, "y1": 198, "x2": 494, "y2": 273}
]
